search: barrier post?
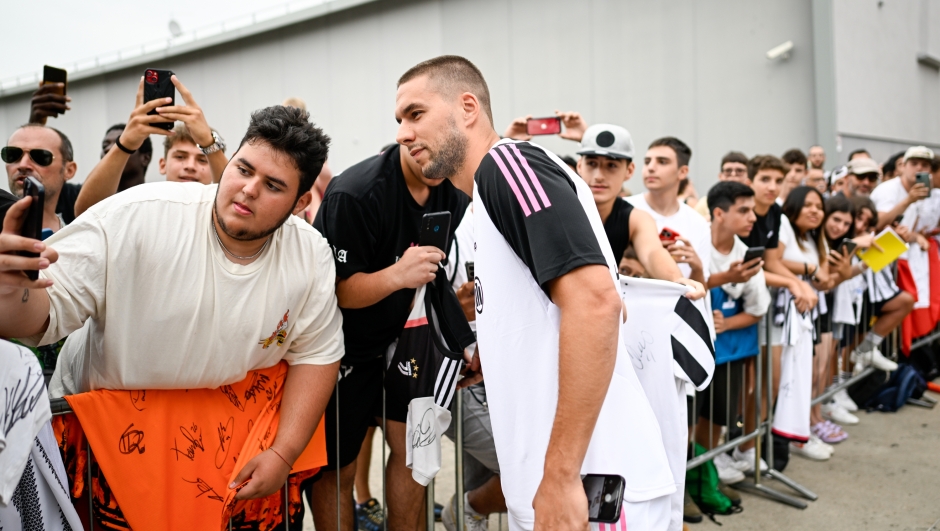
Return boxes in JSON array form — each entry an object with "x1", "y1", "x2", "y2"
[{"x1": 456, "y1": 387, "x2": 466, "y2": 530}]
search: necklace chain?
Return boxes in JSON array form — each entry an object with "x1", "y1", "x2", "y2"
[{"x1": 213, "y1": 221, "x2": 269, "y2": 261}]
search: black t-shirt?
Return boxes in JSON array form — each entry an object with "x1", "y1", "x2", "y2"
[
  {"x1": 475, "y1": 141, "x2": 607, "y2": 295},
  {"x1": 56, "y1": 182, "x2": 81, "y2": 225},
  {"x1": 603, "y1": 198, "x2": 634, "y2": 262},
  {"x1": 741, "y1": 202, "x2": 782, "y2": 249},
  {"x1": 313, "y1": 145, "x2": 469, "y2": 364}
]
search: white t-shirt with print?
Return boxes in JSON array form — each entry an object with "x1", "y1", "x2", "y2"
[
  {"x1": 34, "y1": 182, "x2": 344, "y2": 396},
  {"x1": 778, "y1": 214, "x2": 820, "y2": 266},
  {"x1": 626, "y1": 194, "x2": 712, "y2": 281}
]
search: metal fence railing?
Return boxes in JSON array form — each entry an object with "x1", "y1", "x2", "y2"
[{"x1": 42, "y1": 272, "x2": 940, "y2": 530}]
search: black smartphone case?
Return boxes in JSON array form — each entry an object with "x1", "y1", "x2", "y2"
[{"x1": 143, "y1": 69, "x2": 175, "y2": 130}]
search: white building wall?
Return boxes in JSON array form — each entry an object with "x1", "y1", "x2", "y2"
[
  {"x1": 0, "y1": 0, "x2": 849, "y2": 195},
  {"x1": 832, "y1": 0, "x2": 940, "y2": 164}
]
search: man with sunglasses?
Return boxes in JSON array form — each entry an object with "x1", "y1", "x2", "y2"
[
  {"x1": 3, "y1": 125, "x2": 77, "y2": 234},
  {"x1": 844, "y1": 157, "x2": 881, "y2": 197}
]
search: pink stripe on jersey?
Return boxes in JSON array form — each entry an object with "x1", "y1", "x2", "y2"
[
  {"x1": 404, "y1": 316, "x2": 428, "y2": 329},
  {"x1": 510, "y1": 144, "x2": 552, "y2": 208},
  {"x1": 497, "y1": 145, "x2": 542, "y2": 213},
  {"x1": 489, "y1": 149, "x2": 531, "y2": 216},
  {"x1": 620, "y1": 508, "x2": 627, "y2": 531}
]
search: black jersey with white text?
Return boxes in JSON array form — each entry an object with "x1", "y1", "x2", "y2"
[{"x1": 314, "y1": 145, "x2": 469, "y2": 364}]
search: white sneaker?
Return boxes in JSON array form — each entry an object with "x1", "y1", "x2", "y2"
[
  {"x1": 713, "y1": 453, "x2": 746, "y2": 484},
  {"x1": 790, "y1": 437, "x2": 831, "y2": 461},
  {"x1": 833, "y1": 389, "x2": 859, "y2": 412},
  {"x1": 732, "y1": 446, "x2": 768, "y2": 473},
  {"x1": 854, "y1": 347, "x2": 899, "y2": 372},
  {"x1": 810, "y1": 433, "x2": 835, "y2": 456},
  {"x1": 443, "y1": 493, "x2": 488, "y2": 531},
  {"x1": 822, "y1": 402, "x2": 860, "y2": 425}
]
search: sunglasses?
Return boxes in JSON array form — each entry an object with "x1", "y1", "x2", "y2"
[
  {"x1": 857, "y1": 173, "x2": 879, "y2": 182},
  {"x1": 1, "y1": 146, "x2": 55, "y2": 167}
]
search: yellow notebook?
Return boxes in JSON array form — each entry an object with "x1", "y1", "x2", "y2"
[{"x1": 859, "y1": 227, "x2": 909, "y2": 273}]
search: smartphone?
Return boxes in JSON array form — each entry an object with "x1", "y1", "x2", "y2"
[
  {"x1": 742, "y1": 246, "x2": 765, "y2": 266},
  {"x1": 17, "y1": 177, "x2": 45, "y2": 281},
  {"x1": 916, "y1": 172, "x2": 932, "y2": 190},
  {"x1": 839, "y1": 239, "x2": 858, "y2": 256},
  {"x1": 419, "y1": 211, "x2": 452, "y2": 255},
  {"x1": 526, "y1": 116, "x2": 562, "y2": 136},
  {"x1": 465, "y1": 261, "x2": 474, "y2": 281},
  {"x1": 659, "y1": 227, "x2": 681, "y2": 241},
  {"x1": 143, "y1": 68, "x2": 175, "y2": 130},
  {"x1": 42, "y1": 65, "x2": 67, "y2": 96},
  {"x1": 582, "y1": 474, "x2": 625, "y2": 523}
]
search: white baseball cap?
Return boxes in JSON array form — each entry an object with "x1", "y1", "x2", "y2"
[{"x1": 577, "y1": 124, "x2": 634, "y2": 161}]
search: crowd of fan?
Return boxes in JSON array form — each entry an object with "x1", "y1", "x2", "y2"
[{"x1": 1, "y1": 57, "x2": 938, "y2": 531}]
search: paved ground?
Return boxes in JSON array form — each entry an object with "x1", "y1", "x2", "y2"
[{"x1": 303, "y1": 389, "x2": 940, "y2": 531}]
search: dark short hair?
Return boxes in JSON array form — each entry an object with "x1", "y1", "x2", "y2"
[
  {"x1": 648, "y1": 137, "x2": 692, "y2": 168},
  {"x1": 559, "y1": 154, "x2": 577, "y2": 170},
  {"x1": 17, "y1": 123, "x2": 73, "y2": 162},
  {"x1": 707, "y1": 181, "x2": 755, "y2": 220},
  {"x1": 237, "y1": 105, "x2": 330, "y2": 198},
  {"x1": 824, "y1": 194, "x2": 856, "y2": 244},
  {"x1": 720, "y1": 151, "x2": 748, "y2": 170},
  {"x1": 932, "y1": 155, "x2": 940, "y2": 173},
  {"x1": 847, "y1": 148, "x2": 869, "y2": 162},
  {"x1": 398, "y1": 55, "x2": 493, "y2": 126},
  {"x1": 883, "y1": 151, "x2": 905, "y2": 175},
  {"x1": 849, "y1": 195, "x2": 879, "y2": 229},
  {"x1": 105, "y1": 123, "x2": 153, "y2": 155},
  {"x1": 747, "y1": 154, "x2": 788, "y2": 181},
  {"x1": 781, "y1": 148, "x2": 807, "y2": 168}
]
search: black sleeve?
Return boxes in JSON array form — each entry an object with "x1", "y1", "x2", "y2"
[
  {"x1": 312, "y1": 191, "x2": 377, "y2": 279},
  {"x1": 475, "y1": 142, "x2": 608, "y2": 294}
]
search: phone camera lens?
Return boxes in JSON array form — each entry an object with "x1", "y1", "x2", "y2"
[
  {"x1": 604, "y1": 494, "x2": 612, "y2": 503},
  {"x1": 434, "y1": 226, "x2": 440, "y2": 232}
]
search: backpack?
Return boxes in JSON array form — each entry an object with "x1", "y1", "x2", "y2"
[
  {"x1": 864, "y1": 364, "x2": 927, "y2": 412},
  {"x1": 686, "y1": 443, "x2": 741, "y2": 519}
]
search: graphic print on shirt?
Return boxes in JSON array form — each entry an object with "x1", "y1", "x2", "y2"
[
  {"x1": 259, "y1": 310, "x2": 289, "y2": 349},
  {"x1": 474, "y1": 277, "x2": 484, "y2": 313}
]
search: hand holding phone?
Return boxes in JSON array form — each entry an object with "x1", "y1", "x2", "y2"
[
  {"x1": 915, "y1": 172, "x2": 932, "y2": 191},
  {"x1": 659, "y1": 227, "x2": 681, "y2": 242},
  {"x1": 143, "y1": 68, "x2": 176, "y2": 131},
  {"x1": 17, "y1": 177, "x2": 45, "y2": 280},
  {"x1": 419, "y1": 211, "x2": 452, "y2": 255},
  {"x1": 742, "y1": 246, "x2": 765, "y2": 268},
  {"x1": 29, "y1": 66, "x2": 70, "y2": 124},
  {"x1": 526, "y1": 116, "x2": 562, "y2": 136},
  {"x1": 839, "y1": 239, "x2": 858, "y2": 256},
  {"x1": 465, "y1": 261, "x2": 474, "y2": 282},
  {"x1": 582, "y1": 474, "x2": 625, "y2": 523}
]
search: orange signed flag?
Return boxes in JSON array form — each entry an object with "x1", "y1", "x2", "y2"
[{"x1": 61, "y1": 361, "x2": 326, "y2": 531}]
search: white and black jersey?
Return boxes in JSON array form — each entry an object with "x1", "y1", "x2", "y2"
[{"x1": 474, "y1": 139, "x2": 674, "y2": 531}]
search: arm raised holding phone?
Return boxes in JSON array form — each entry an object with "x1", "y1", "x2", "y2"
[{"x1": 0, "y1": 196, "x2": 57, "y2": 340}]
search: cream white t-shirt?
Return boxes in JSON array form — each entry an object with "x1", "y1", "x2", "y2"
[{"x1": 33, "y1": 182, "x2": 344, "y2": 396}]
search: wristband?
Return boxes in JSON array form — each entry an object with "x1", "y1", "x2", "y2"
[
  {"x1": 803, "y1": 262, "x2": 808, "y2": 276},
  {"x1": 268, "y1": 446, "x2": 292, "y2": 468},
  {"x1": 114, "y1": 137, "x2": 136, "y2": 155}
]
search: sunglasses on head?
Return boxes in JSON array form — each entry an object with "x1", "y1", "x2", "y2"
[{"x1": 1, "y1": 146, "x2": 55, "y2": 167}]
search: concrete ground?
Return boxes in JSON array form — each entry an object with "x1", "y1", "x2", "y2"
[{"x1": 303, "y1": 389, "x2": 940, "y2": 531}]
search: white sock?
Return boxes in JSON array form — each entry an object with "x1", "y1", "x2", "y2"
[{"x1": 464, "y1": 492, "x2": 485, "y2": 518}]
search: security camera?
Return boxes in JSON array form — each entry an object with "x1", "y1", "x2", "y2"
[{"x1": 766, "y1": 41, "x2": 794, "y2": 60}]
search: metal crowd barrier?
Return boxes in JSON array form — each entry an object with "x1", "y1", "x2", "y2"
[{"x1": 42, "y1": 268, "x2": 940, "y2": 530}]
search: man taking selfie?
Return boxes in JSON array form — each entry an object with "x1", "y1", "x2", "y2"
[{"x1": 0, "y1": 105, "x2": 343, "y2": 507}]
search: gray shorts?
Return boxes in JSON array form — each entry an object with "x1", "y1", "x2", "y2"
[{"x1": 444, "y1": 384, "x2": 499, "y2": 490}]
